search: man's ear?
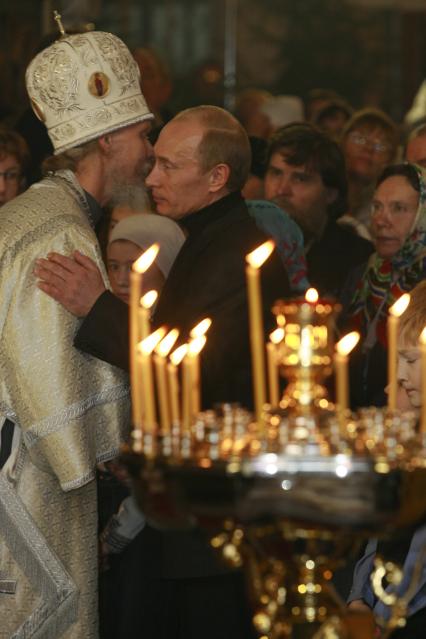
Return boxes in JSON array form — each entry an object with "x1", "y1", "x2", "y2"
[
  {"x1": 208, "y1": 163, "x2": 230, "y2": 192},
  {"x1": 98, "y1": 134, "x2": 113, "y2": 155}
]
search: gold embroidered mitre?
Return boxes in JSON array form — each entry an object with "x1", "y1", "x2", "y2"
[{"x1": 25, "y1": 31, "x2": 153, "y2": 154}]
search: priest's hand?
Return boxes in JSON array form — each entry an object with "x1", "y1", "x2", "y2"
[{"x1": 34, "y1": 250, "x2": 106, "y2": 317}]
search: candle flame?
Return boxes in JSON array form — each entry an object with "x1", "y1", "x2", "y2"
[
  {"x1": 156, "y1": 329, "x2": 179, "y2": 357},
  {"x1": 133, "y1": 244, "x2": 159, "y2": 273},
  {"x1": 188, "y1": 335, "x2": 207, "y2": 356},
  {"x1": 140, "y1": 290, "x2": 158, "y2": 309},
  {"x1": 246, "y1": 240, "x2": 275, "y2": 269},
  {"x1": 305, "y1": 288, "x2": 319, "y2": 304},
  {"x1": 336, "y1": 331, "x2": 360, "y2": 356},
  {"x1": 389, "y1": 293, "x2": 410, "y2": 318},
  {"x1": 420, "y1": 326, "x2": 426, "y2": 345},
  {"x1": 190, "y1": 317, "x2": 212, "y2": 338},
  {"x1": 269, "y1": 327, "x2": 285, "y2": 345},
  {"x1": 139, "y1": 326, "x2": 167, "y2": 355},
  {"x1": 276, "y1": 314, "x2": 286, "y2": 328},
  {"x1": 170, "y1": 343, "x2": 188, "y2": 366}
]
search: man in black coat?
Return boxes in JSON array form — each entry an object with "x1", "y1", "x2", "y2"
[
  {"x1": 35, "y1": 106, "x2": 290, "y2": 639},
  {"x1": 38, "y1": 106, "x2": 290, "y2": 407},
  {"x1": 263, "y1": 122, "x2": 373, "y2": 298}
]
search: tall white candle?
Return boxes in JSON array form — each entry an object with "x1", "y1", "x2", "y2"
[
  {"x1": 419, "y1": 326, "x2": 426, "y2": 434},
  {"x1": 334, "y1": 331, "x2": 360, "y2": 433},
  {"x1": 154, "y1": 329, "x2": 179, "y2": 434},
  {"x1": 129, "y1": 245, "x2": 159, "y2": 430},
  {"x1": 388, "y1": 294, "x2": 410, "y2": 411},
  {"x1": 246, "y1": 240, "x2": 275, "y2": 424}
]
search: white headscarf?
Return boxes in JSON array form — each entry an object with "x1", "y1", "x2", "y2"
[{"x1": 109, "y1": 213, "x2": 185, "y2": 277}]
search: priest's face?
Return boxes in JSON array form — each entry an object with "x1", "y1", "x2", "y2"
[
  {"x1": 146, "y1": 118, "x2": 216, "y2": 220},
  {"x1": 105, "y1": 121, "x2": 154, "y2": 196}
]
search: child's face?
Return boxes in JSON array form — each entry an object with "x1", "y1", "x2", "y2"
[
  {"x1": 107, "y1": 239, "x2": 165, "y2": 305},
  {"x1": 397, "y1": 337, "x2": 422, "y2": 409}
]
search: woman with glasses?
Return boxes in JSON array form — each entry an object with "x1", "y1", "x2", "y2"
[
  {"x1": 340, "y1": 162, "x2": 426, "y2": 409},
  {"x1": 339, "y1": 108, "x2": 398, "y2": 240},
  {"x1": 0, "y1": 128, "x2": 29, "y2": 206}
]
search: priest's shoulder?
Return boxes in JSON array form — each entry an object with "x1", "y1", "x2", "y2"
[{"x1": 0, "y1": 178, "x2": 94, "y2": 246}]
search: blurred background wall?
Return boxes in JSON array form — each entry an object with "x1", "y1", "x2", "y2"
[{"x1": 1, "y1": 0, "x2": 426, "y2": 124}]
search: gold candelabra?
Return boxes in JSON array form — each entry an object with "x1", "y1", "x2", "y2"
[{"x1": 123, "y1": 243, "x2": 426, "y2": 639}]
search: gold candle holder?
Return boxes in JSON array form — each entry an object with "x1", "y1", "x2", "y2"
[{"x1": 272, "y1": 291, "x2": 341, "y2": 415}]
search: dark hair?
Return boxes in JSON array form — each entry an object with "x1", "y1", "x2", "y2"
[
  {"x1": 376, "y1": 163, "x2": 420, "y2": 193},
  {"x1": 266, "y1": 122, "x2": 348, "y2": 219},
  {"x1": 341, "y1": 108, "x2": 398, "y2": 159},
  {"x1": 314, "y1": 100, "x2": 353, "y2": 128},
  {"x1": 248, "y1": 136, "x2": 268, "y2": 178},
  {"x1": 0, "y1": 128, "x2": 30, "y2": 173}
]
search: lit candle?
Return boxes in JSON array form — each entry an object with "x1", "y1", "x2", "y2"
[
  {"x1": 189, "y1": 335, "x2": 207, "y2": 417},
  {"x1": 388, "y1": 294, "x2": 411, "y2": 410},
  {"x1": 266, "y1": 327, "x2": 285, "y2": 406},
  {"x1": 139, "y1": 290, "x2": 158, "y2": 341},
  {"x1": 182, "y1": 336, "x2": 207, "y2": 432},
  {"x1": 130, "y1": 244, "x2": 159, "y2": 429},
  {"x1": 334, "y1": 331, "x2": 360, "y2": 428},
  {"x1": 154, "y1": 329, "x2": 179, "y2": 434},
  {"x1": 137, "y1": 327, "x2": 166, "y2": 434},
  {"x1": 189, "y1": 317, "x2": 212, "y2": 339},
  {"x1": 299, "y1": 326, "x2": 312, "y2": 367},
  {"x1": 168, "y1": 344, "x2": 188, "y2": 425},
  {"x1": 246, "y1": 240, "x2": 275, "y2": 423},
  {"x1": 299, "y1": 288, "x2": 319, "y2": 368},
  {"x1": 181, "y1": 344, "x2": 192, "y2": 435},
  {"x1": 419, "y1": 326, "x2": 426, "y2": 434},
  {"x1": 305, "y1": 288, "x2": 319, "y2": 304}
]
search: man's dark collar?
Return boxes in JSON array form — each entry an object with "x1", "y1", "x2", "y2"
[
  {"x1": 180, "y1": 191, "x2": 244, "y2": 235},
  {"x1": 83, "y1": 189, "x2": 103, "y2": 228}
]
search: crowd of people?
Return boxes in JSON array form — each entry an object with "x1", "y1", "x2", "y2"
[{"x1": 1, "y1": 21, "x2": 426, "y2": 639}]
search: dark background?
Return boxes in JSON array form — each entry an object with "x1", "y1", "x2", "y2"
[{"x1": 1, "y1": 0, "x2": 426, "y2": 123}]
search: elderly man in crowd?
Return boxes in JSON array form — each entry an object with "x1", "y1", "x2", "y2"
[
  {"x1": 263, "y1": 122, "x2": 373, "y2": 296},
  {"x1": 35, "y1": 105, "x2": 290, "y2": 638},
  {"x1": 0, "y1": 27, "x2": 154, "y2": 638}
]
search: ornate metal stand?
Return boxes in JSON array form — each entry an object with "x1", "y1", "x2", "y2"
[{"x1": 123, "y1": 295, "x2": 426, "y2": 638}]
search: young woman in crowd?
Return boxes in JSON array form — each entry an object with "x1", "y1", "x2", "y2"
[{"x1": 347, "y1": 279, "x2": 426, "y2": 639}]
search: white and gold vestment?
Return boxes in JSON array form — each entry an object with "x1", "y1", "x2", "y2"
[{"x1": 0, "y1": 171, "x2": 130, "y2": 638}]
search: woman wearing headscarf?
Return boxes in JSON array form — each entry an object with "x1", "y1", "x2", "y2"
[
  {"x1": 106, "y1": 213, "x2": 185, "y2": 304},
  {"x1": 247, "y1": 199, "x2": 309, "y2": 293},
  {"x1": 341, "y1": 162, "x2": 426, "y2": 408}
]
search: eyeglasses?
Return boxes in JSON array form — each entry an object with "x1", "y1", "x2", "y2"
[
  {"x1": 349, "y1": 132, "x2": 390, "y2": 154},
  {"x1": 0, "y1": 169, "x2": 21, "y2": 182}
]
